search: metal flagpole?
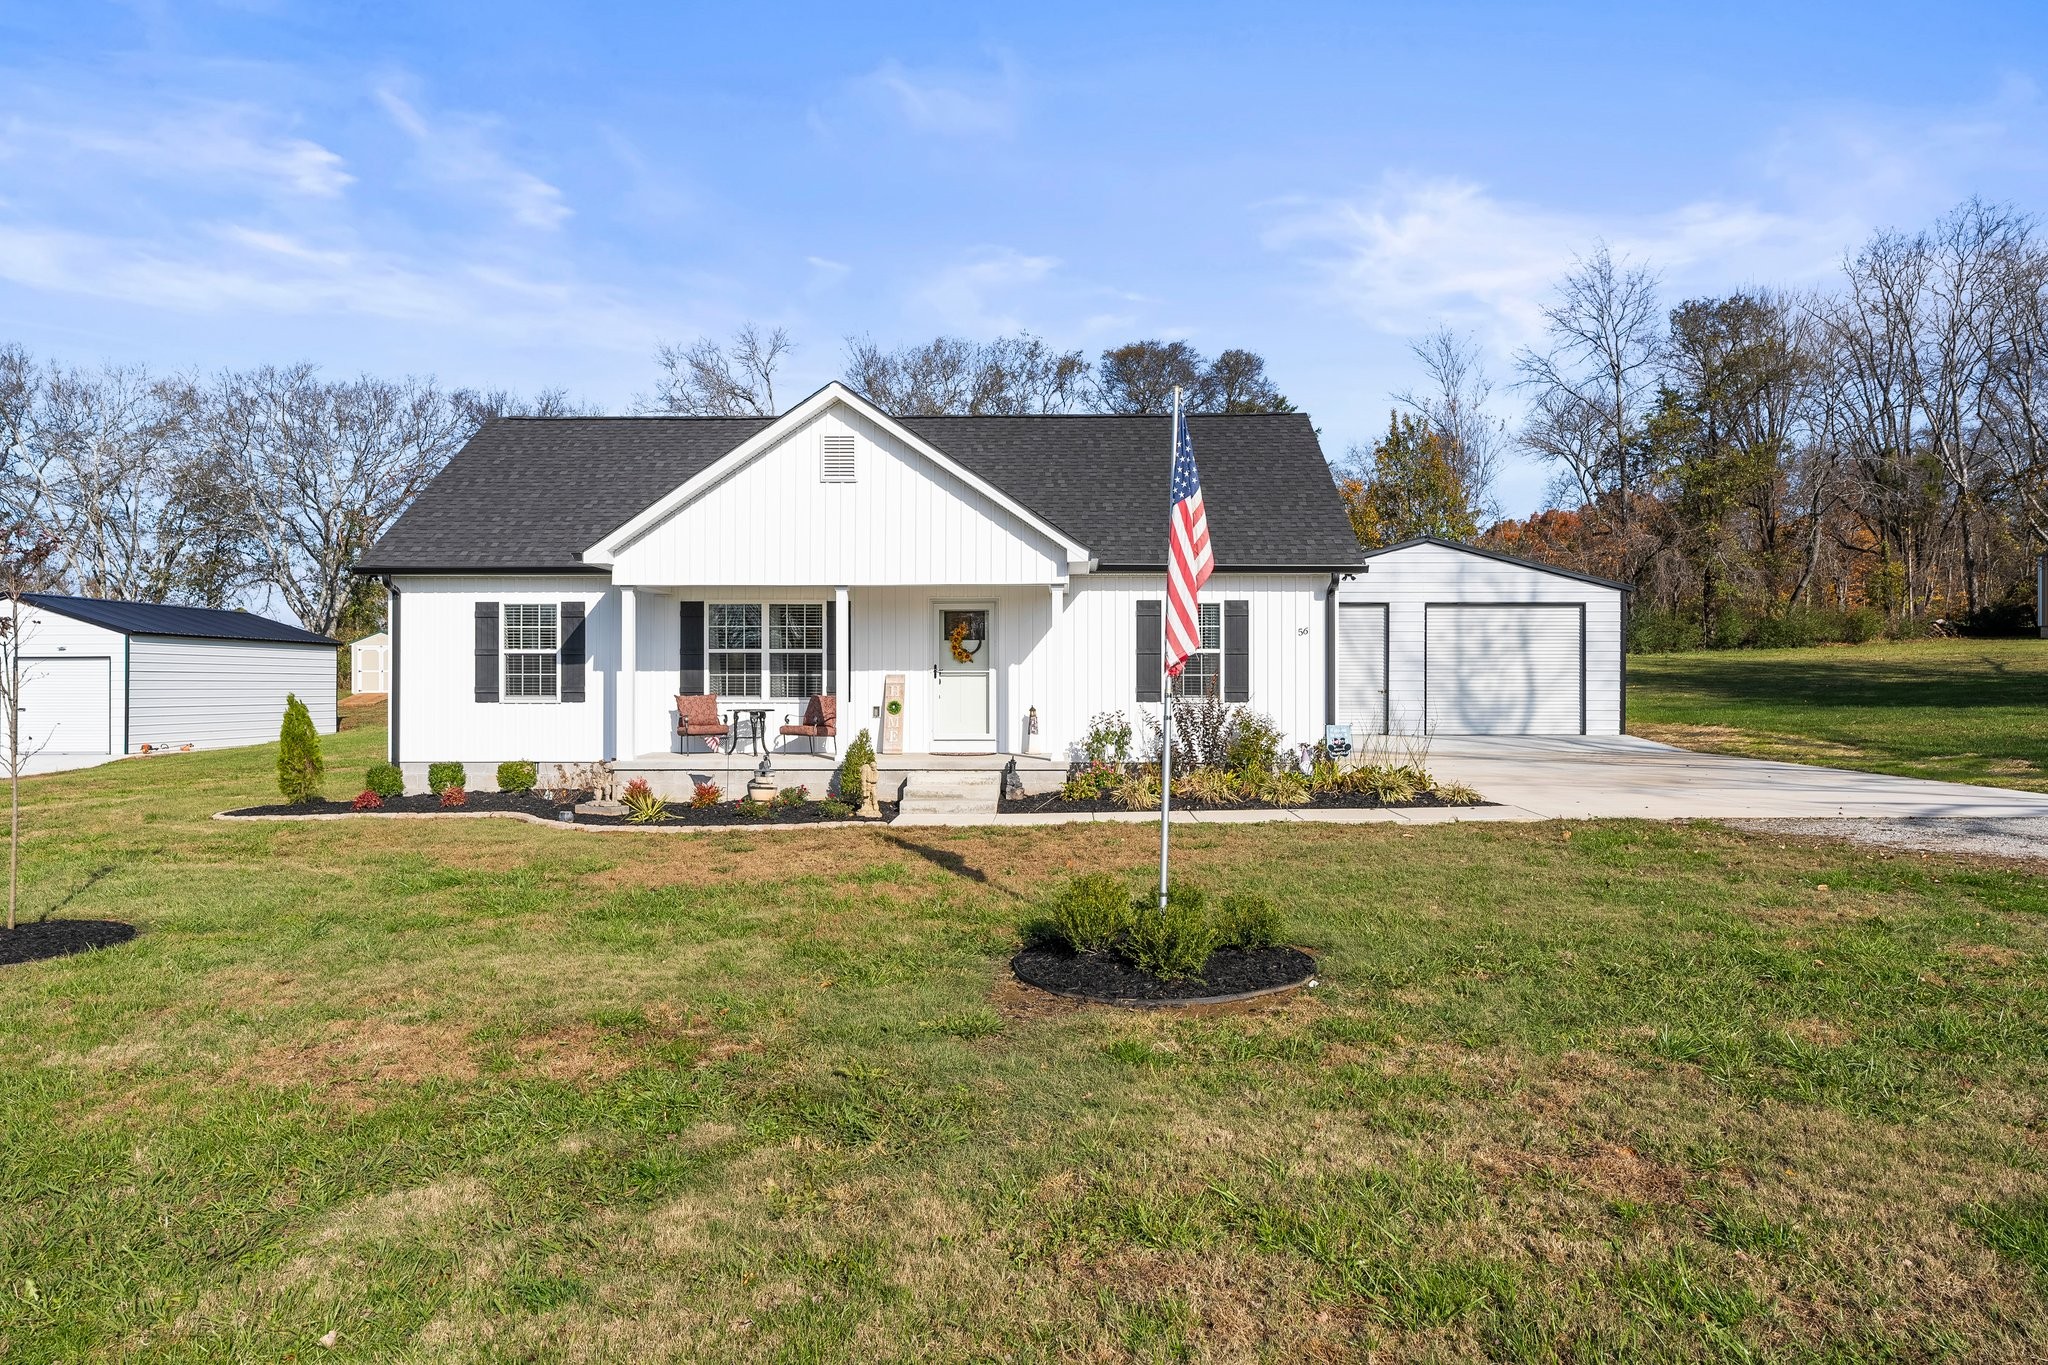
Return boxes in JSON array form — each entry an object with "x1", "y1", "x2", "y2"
[{"x1": 1158, "y1": 386, "x2": 1178, "y2": 911}]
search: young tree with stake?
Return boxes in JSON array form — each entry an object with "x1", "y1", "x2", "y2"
[{"x1": 0, "y1": 521, "x2": 62, "y2": 932}]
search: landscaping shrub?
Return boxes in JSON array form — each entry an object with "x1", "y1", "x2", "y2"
[
  {"x1": 621, "y1": 778, "x2": 668, "y2": 824},
  {"x1": 1261, "y1": 769, "x2": 1312, "y2": 806},
  {"x1": 1351, "y1": 763, "x2": 1418, "y2": 804},
  {"x1": 365, "y1": 762, "x2": 404, "y2": 798},
  {"x1": 1125, "y1": 886, "x2": 1218, "y2": 980},
  {"x1": 1432, "y1": 780, "x2": 1483, "y2": 806},
  {"x1": 736, "y1": 797, "x2": 770, "y2": 819},
  {"x1": 837, "y1": 728, "x2": 876, "y2": 805},
  {"x1": 1177, "y1": 766, "x2": 1242, "y2": 806},
  {"x1": 1110, "y1": 767, "x2": 1159, "y2": 811},
  {"x1": 1060, "y1": 763, "x2": 1115, "y2": 802},
  {"x1": 1048, "y1": 873, "x2": 1132, "y2": 952},
  {"x1": 496, "y1": 760, "x2": 538, "y2": 793},
  {"x1": 275, "y1": 693, "x2": 323, "y2": 804},
  {"x1": 1081, "y1": 711, "x2": 1133, "y2": 766},
  {"x1": 1842, "y1": 606, "x2": 1886, "y2": 643},
  {"x1": 1224, "y1": 710, "x2": 1285, "y2": 775},
  {"x1": 1307, "y1": 748, "x2": 1344, "y2": 795},
  {"x1": 438, "y1": 785, "x2": 468, "y2": 809},
  {"x1": 1215, "y1": 891, "x2": 1283, "y2": 949},
  {"x1": 818, "y1": 798, "x2": 852, "y2": 818},
  {"x1": 774, "y1": 784, "x2": 809, "y2": 809},
  {"x1": 351, "y1": 790, "x2": 384, "y2": 811},
  {"x1": 689, "y1": 781, "x2": 723, "y2": 808},
  {"x1": 428, "y1": 761, "x2": 466, "y2": 795}
]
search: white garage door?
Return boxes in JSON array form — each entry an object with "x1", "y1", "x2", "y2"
[
  {"x1": 1425, "y1": 606, "x2": 1583, "y2": 735},
  {"x1": 1336, "y1": 602, "x2": 1387, "y2": 734},
  {"x1": 13, "y1": 656, "x2": 113, "y2": 755}
]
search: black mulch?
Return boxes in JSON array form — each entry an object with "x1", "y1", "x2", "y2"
[
  {"x1": 1012, "y1": 943, "x2": 1316, "y2": 1005},
  {"x1": 999, "y1": 790, "x2": 1486, "y2": 816},
  {"x1": 1, "y1": 919, "x2": 137, "y2": 967},
  {"x1": 224, "y1": 790, "x2": 896, "y2": 825}
]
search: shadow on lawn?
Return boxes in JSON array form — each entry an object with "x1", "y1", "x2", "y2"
[
  {"x1": 1637, "y1": 650, "x2": 2041, "y2": 713},
  {"x1": 881, "y1": 834, "x2": 1023, "y2": 899}
]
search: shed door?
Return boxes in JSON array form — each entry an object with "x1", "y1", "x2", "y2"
[
  {"x1": 14, "y1": 656, "x2": 113, "y2": 754},
  {"x1": 1424, "y1": 606, "x2": 1583, "y2": 735},
  {"x1": 1336, "y1": 603, "x2": 1387, "y2": 735}
]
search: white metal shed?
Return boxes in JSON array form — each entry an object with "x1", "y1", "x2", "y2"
[
  {"x1": 7, "y1": 595, "x2": 338, "y2": 773},
  {"x1": 1333, "y1": 538, "x2": 1630, "y2": 737}
]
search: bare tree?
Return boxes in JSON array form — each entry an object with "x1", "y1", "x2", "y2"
[
  {"x1": 1397, "y1": 327, "x2": 1506, "y2": 522},
  {"x1": 843, "y1": 332, "x2": 1090, "y2": 415},
  {"x1": 1, "y1": 522, "x2": 62, "y2": 931},
  {"x1": 643, "y1": 324, "x2": 794, "y2": 416},
  {"x1": 1978, "y1": 228, "x2": 2048, "y2": 553},
  {"x1": 1096, "y1": 340, "x2": 1212, "y2": 414}
]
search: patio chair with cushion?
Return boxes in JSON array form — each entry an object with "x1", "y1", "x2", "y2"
[
  {"x1": 779, "y1": 694, "x2": 837, "y2": 755},
  {"x1": 675, "y1": 694, "x2": 730, "y2": 753}
]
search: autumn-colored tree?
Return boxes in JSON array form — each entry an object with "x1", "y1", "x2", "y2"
[{"x1": 1339, "y1": 413, "x2": 1481, "y2": 548}]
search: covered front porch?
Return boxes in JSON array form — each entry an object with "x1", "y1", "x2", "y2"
[{"x1": 613, "y1": 747, "x2": 1070, "y2": 802}]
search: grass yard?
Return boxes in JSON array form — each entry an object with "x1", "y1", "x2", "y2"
[
  {"x1": 1628, "y1": 637, "x2": 2048, "y2": 792},
  {"x1": 4, "y1": 711, "x2": 2048, "y2": 1361}
]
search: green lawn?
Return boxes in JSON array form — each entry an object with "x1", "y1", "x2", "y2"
[
  {"x1": 4, "y1": 716, "x2": 2048, "y2": 1360},
  {"x1": 1628, "y1": 637, "x2": 2048, "y2": 792}
]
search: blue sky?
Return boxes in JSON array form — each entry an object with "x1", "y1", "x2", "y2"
[{"x1": 4, "y1": 1, "x2": 2047, "y2": 515}]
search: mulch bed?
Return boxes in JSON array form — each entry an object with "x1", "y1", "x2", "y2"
[
  {"x1": 223, "y1": 791, "x2": 896, "y2": 825},
  {"x1": 1, "y1": 919, "x2": 137, "y2": 967},
  {"x1": 1011, "y1": 943, "x2": 1317, "y2": 1007},
  {"x1": 999, "y1": 790, "x2": 1483, "y2": 816}
]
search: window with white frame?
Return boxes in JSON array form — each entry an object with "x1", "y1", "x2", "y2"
[
  {"x1": 503, "y1": 602, "x2": 559, "y2": 700},
  {"x1": 1172, "y1": 602, "x2": 1222, "y2": 699},
  {"x1": 707, "y1": 602, "x2": 826, "y2": 699}
]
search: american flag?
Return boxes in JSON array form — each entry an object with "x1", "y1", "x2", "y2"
[{"x1": 1164, "y1": 405, "x2": 1213, "y2": 676}]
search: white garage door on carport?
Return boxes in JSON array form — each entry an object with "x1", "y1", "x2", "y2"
[
  {"x1": 15, "y1": 656, "x2": 112, "y2": 755},
  {"x1": 1424, "y1": 604, "x2": 1583, "y2": 735}
]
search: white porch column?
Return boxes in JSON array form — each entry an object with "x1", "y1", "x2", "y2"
[
  {"x1": 834, "y1": 585, "x2": 850, "y2": 710},
  {"x1": 618, "y1": 586, "x2": 637, "y2": 760}
]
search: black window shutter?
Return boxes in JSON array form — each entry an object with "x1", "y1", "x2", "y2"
[
  {"x1": 473, "y1": 601, "x2": 499, "y2": 703},
  {"x1": 824, "y1": 601, "x2": 837, "y2": 696},
  {"x1": 1135, "y1": 599, "x2": 1162, "y2": 703},
  {"x1": 1223, "y1": 600, "x2": 1250, "y2": 703},
  {"x1": 679, "y1": 600, "x2": 705, "y2": 693},
  {"x1": 559, "y1": 601, "x2": 586, "y2": 703}
]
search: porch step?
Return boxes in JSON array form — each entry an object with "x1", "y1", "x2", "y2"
[{"x1": 894, "y1": 772, "x2": 1002, "y2": 816}]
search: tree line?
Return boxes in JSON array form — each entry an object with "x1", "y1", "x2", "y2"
[{"x1": 1345, "y1": 198, "x2": 2048, "y2": 646}]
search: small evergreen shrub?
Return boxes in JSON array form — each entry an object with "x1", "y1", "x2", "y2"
[
  {"x1": 689, "y1": 781, "x2": 723, "y2": 809},
  {"x1": 1060, "y1": 763, "x2": 1114, "y2": 802},
  {"x1": 439, "y1": 785, "x2": 468, "y2": 809},
  {"x1": 621, "y1": 778, "x2": 669, "y2": 823},
  {"x1": 1125, "y1": 887, "x2": 1218, "y2": 980},
  {"x1": 1082, "y1": 711, "x2": 1134, "y2": 766},
  {"x1": 496, "y1": 760, "x2": 538, "y2": 793},
  {"x1": 275, "y1": 693, "x2": 324, "y2": 804},
  {"x1": 838, "y1": 728, "x2": 877, "y2": 805},
  {"x1": 1048, "y1": 873, "x2": 1133, "y2": 952},
  {"x1": 1223, "y1": 712, "x2": 1285, "y2": 775},
  {"x1": 774, "y1": 784, "x2": 809, "y2": 809},
  {"x1": 428, "y1": 761, "x2": 466, "y2": 795},
  {"x1": 1215, "y1": 892, "x2": 1283, "y2": 949},
  {"x1": 365, "y1": 762, "x2": 404, "y2": 798},
  {"x1": 736, "y1": 797, "x2": 770, "y2": 819},
  {"x1": 352, "y1": 790, "x2": 384, "y2": 812},
  {"x1": 818, "y1": 799, "x2": 853, "y2": 819}
]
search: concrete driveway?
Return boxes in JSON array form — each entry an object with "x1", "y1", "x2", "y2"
[{"x1": 1420, "y1": 735, "x2": 2048, "y2": 821}]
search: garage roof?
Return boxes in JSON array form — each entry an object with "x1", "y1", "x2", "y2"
[
  {"x1": 1359, "y1": 536, "x2": 1633, "y2": 592},
  {"x1": 24, "y1": 595, "x2": 339, "y2": 646}
]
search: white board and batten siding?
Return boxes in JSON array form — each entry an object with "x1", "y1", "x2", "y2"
[
  {"x1": 1339, "y1": 540, "x2": 1625, "y2": 737},
  {"x1": 607, "y1": 407, "x2": 1069, "y2": 589},
  {"x1": 127, "y1": 637, "x2": 337, "y2": 751},
  {"x1": 1, "y1": 606, "x2": 127, "y2": 760}
]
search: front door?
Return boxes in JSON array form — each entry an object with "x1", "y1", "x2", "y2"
[{"x1": 932, "y1": 605, "x2": 994, "y2": 745}]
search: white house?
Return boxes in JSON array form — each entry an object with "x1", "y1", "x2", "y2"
[
  {"x1": 5, "y1": 595, "x2": 339, "y2": 774},
  {"x1": 354, "y1": 382, "x2": 1627, "y2": 794}
]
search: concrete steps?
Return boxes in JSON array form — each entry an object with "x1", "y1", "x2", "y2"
[{"x1": 894, "y1": 771, "x2": 1002, "y2": 816}]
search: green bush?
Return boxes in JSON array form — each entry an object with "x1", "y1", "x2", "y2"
[
  {"x1": 427, "y1": 761, "x2": 466, "y2": 795},
  {"x1": 621, "y1": 778, "x2": 668, "y2": 824},
  {"x1": 736, "y1": 797, "x2": 771, "y2": 819},
  {"x1": 275, "y1": 693, "x2": 323, "y2": 804},
  {"x1": 365, "y1": 762, "x2": 404, "y2": 798},
  {"x1": 774, "y1": 784, "x2": 809, "y2": 809},
  {"x1": 496, "y1": 760, "x2": 538, "y2": 793},
  {"x1": 1215, "y1": 891, "x2": 1283, "y2": 949},
  {"x1": 1628, "y1": 609, "x2": 1703, "y2": 654},
  {"x1": 1223, "y1": 711, "x2": 1285, "y2": 775},
  {"x1": 1842, "y1": 606, "x2": 1886, "y2": 643},
  {"x1": 1061, "y1": 763, "x2": 1114, "y2": 802},
  {"x1": 818, "y1": 799, "x2": 853, "y2": 819},
  {"x1": 837, "y1": 728, "x2": 877, "y2": 805},
  {"x1": 1125, "y1": 886, "x2": 1218, "y2": 980},
  {"x1": 1082, "y1": 711, "x2": 1134, "y2": 766},
  {"x1": 1048, "y1": 873, "x2": 1133, "y2": 952}
]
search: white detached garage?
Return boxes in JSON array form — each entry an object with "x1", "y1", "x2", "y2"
[
  {"x1": 1334, "y1": 538, "x2": 1629, "y2": 737},
  {"x1": 7, "y1": 595, "x2": 338, "y2": 773}
]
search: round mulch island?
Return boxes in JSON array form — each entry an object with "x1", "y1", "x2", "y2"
[
  {"x1": 1011, "y1": 945, "x2": 1317, "y2": 1009},
  {"x1": 0, "y1": 919, "x2": 137, "y2": 968}
]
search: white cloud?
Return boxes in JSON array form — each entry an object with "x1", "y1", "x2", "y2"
[
  {"x1": 375, "y1": 86, "x2": 570, "y2": 230},
  {"x1": 858, "y1": 56, "x2": 1022, "y2": 137},
  {"x1": 908, "y1": 247, "x2": 1060, "y2": 334},
  {"x1": 1, "y1": 106, "x2": 352, "y2": 198}
]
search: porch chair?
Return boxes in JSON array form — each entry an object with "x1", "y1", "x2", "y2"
[
  {"x1": 779, "y1": 694, "x2": 838, "y2": 755},
  {"x1": 675, "y1": 694, "x2": 730, "y2": 753}
]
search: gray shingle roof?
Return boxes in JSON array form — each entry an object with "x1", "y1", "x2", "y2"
[
  {"x1": 26, "y1": 594, "x2": 338, "y2": 645},
  {"x1": 356, "y1": 411, "x2": 1362, "y2": 574}
]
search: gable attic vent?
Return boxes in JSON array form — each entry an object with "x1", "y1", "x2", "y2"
[{"x1": 819, "y1": 433, "x2": 856, "y2": 483}]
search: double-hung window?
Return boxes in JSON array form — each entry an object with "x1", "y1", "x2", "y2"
[
  {"x1": 503, "y1": 603, "x2": 559, "y2": 700},
  {"x1": 706, "y1": 602, "x2": 827, "y2": 699},
  {"x1": 1172, "y1": 602, "x2": 1222, "y2": 699}
]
